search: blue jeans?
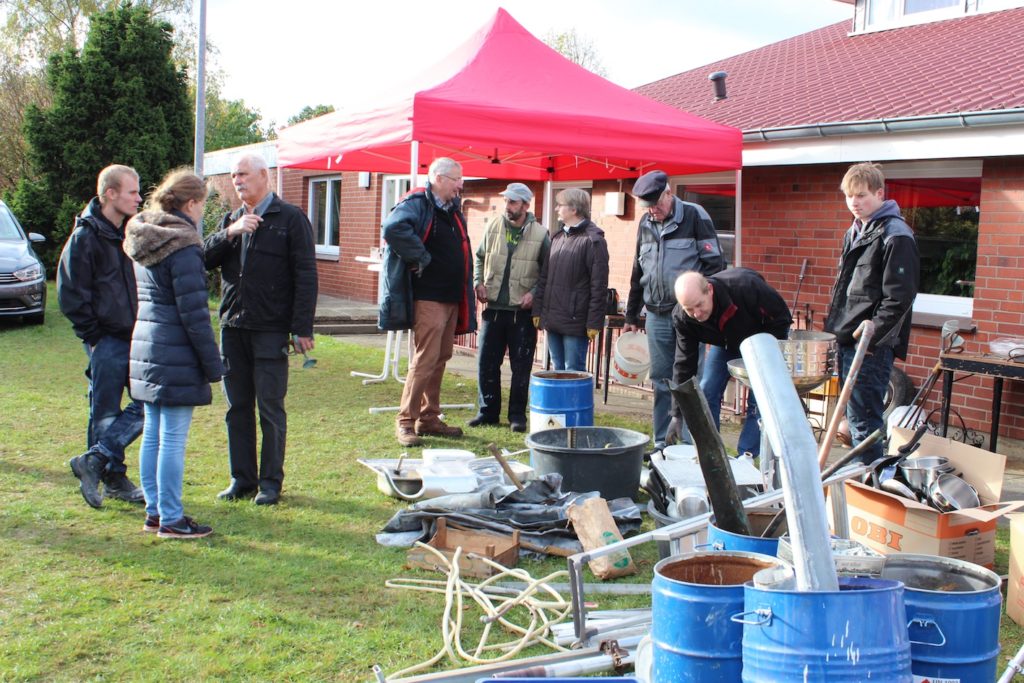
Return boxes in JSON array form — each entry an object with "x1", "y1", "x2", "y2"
[
  {"x1": 647, "y1": 312, "x2": 703, "y2": 447},
  {"x1": 83, "y1": 336, "x2": 144, "y2": 474},
  {"x1": 838, "y1": 344, "x2": 895, "y2": 464},
  {"x1": 138, "y1": 403, "x2": 194, "y2": 523},
  {"x1": 701, "y1": 345, "x2": 762, "y2": 455},
  {"x1": 546, "y1": 331, "x2": 589, "y2": 372},
  {"x1": 476, "y1": 308, "x2": 537, "y2": 422}
]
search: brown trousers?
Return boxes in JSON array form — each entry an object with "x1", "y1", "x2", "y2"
[{"x1": 397, "y1": 300, "x2": 458, "y2": 429}]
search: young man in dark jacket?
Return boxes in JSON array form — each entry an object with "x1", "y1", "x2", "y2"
[
  {"x1": 58, "y1": 164, "x2": 146, "y2": 508},
  {"x1": 624, "y1": 170, "x2": 724, "y2": 450},
  {"x1": 824, "y1": 162, "x2": 919, "y2": 463},
  {"x1": 204, "y1": 154, "x2": 318, "y2": 505},
  {"x1": 380, "y1": 157, "x2": 476, "y2": 447},
  {"x1": 672, "y1": 269, "x2": 792, "y2": 455}
]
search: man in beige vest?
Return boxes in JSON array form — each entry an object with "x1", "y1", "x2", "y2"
[{"x1": 469, "y1": 183, "x2": 550, "y2": 432}]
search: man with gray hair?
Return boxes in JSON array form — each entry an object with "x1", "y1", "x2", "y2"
[
  {"x1": 204, "y1": 154, "x2": 318, "y2": 505},
  {"x1": 379, "y1": 157, "x2": 476, "y2": 447},
  {"x1": 469, "y1": 182, "x2": 549, "y2": 432}
]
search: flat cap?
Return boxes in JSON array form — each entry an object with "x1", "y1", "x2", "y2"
[
  {"x1": 499, "y1": 182, "x2": 533, "y2": 203},
  {"x1": 632, "y1": 170, "x2": 669, "y2": 207}
]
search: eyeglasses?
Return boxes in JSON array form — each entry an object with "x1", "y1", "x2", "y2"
[{"x1": 440, "y1": 174, "x2": 463, "y2": 183}]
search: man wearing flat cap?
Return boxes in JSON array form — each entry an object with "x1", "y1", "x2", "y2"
[
  {"x1": 624, "y1": 170, "x2": 724, "y2": 449},
  {"x1": 469, "y1": 182, "x2": 550, "y2": 432}
]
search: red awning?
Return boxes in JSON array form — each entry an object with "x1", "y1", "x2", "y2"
[{"x1": 277, "y1": 9, "x2": 741, "y2": 181}]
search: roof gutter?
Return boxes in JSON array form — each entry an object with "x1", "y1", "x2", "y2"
[{"x1": 743, "y1": 108, "x2": 1024, "y2": 142}]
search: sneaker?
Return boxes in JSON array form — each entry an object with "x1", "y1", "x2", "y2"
[
  {"x1": 103, "y1": 473, "x2": 145, "y2": 503},
  {"x1": 142, "y1": 514, "x2": 160, "y2": 533},
  {"x1": 69, "y1": 450, "x2": 106, "y2": 509},
  {"x1": 157, "y1": 516, "x2": 213, "y2": 539},
  {"x1": 510, "y1": 421, "x2": 527, "y2": 433},
  {"x1": 396, "y1": 425, "x2": 422, "y2": 447},
  {"x1": 415, "y1": 420, "x2": 463, "y2": 438}
]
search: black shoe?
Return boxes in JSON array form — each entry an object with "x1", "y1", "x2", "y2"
[
  {"x1": 142, "y1": 514, "x2": 160, "y2": 533},
  {"x1": 254, "y1": 490, "x2": 280, "y2": 506},
  {"x1": 468, "y1": 415, "x2": 498, "y2": 427},
  {"x1": 157, "y1": 516, "x2": 213, "y2": 539},
  {"x1": 69, "y1": 450, "x2": 106, "y2": 509},
  {"x1": 510, "y1": 421, "x2": 527, "y2": 433},
  {"x1": 103, "y1": 473, "x2": 145, "y2": 503},
  {"x1": 217, "y1": 483, "x2": 257, "y2": 501}
]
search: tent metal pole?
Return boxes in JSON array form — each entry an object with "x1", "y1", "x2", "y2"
[
  {"x1": 410, "y1": 140, "x2": 420, "y2": 189},
  {"x1": 734, "y1": 168, "x2": 743, "y2": 267}
]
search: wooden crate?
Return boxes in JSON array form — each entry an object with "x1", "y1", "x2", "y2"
[{"x1": 406, "y1": 518, "x2": 520, "y2": 578}]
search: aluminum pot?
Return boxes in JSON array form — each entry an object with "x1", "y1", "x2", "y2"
[
  {"x1": 929, "y1": 473, "x2": 980, "y2": 512},
  {"x1": 778, "y1": 330, "x2": 836, "y2": 381},
  {"x1": 899, "y1": 456, "x2": 952, "y2": 494}
]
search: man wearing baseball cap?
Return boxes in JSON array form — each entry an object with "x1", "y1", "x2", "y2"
[
  {"x1": 469, "y1": 183, "x2": 550, "y2": 432},
  {"x1": 624, "y1": 170, "x2": 725, "y2": 449}
]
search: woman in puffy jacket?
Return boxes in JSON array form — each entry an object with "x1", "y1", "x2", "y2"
[{"x1": 124, "y1": 169, "x2": 225, "y2": 539}]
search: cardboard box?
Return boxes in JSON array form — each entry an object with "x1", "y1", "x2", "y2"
[
  {"x1": 1008, "y1": 513, "x2": 1024, "y2": 626},
  {"x1": 836, "y1": 428, "x2": 1024, "y2": 568}
]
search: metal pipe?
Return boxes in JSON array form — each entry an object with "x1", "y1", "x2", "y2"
[
  {"x1": 740, "y1": 333, "x2": 838, "y2": 592},
  {"x1": 998, "y1": 642, "x2": 1024, "y2": 683},
  {"x1": 817, "y1": 320, "x2": 875, "y2": 469}
]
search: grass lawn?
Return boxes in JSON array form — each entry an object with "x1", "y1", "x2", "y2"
[{"x1": 1, "y1": 283, "x2": 1021, "y2": 681}]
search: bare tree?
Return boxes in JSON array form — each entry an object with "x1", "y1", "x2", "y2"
[{"x1": 543, "y1": 28, "x2": 607, "y2": 77}]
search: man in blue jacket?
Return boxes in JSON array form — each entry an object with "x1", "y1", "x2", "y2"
[
  {"x1": 59, "y1": 164, "x2": 146, "y2": 508},
  {"x1": 204, "y1": 154, "x2": 318, "y2": 505},
  {"x1": 379, "y1": 157, "x2": 476, "y2": 447},
  {"x1": 825, "y1": 162, "x2": 919, "y2": 464},
  {"x1": 624, "y1": 170, "x2": 724, "y2": 450}
]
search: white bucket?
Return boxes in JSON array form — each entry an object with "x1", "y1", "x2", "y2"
[{"x1": 613, "y1": 331, "x2": 651, "y2": 385}]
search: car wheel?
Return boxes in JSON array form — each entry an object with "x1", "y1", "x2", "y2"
[
  {"x1": 882, "y1": 367, "x2": 914, "y2": 421},
  {"x1": 24, "y1": 312, "x2": 44, "y2": 326}
]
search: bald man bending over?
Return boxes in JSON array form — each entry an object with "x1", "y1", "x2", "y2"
[{"x1": 670, "y1": 268, "x2": 791, "y2": 455}]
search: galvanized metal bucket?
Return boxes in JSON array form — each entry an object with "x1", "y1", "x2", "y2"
[{"x1": 778, "y1": 330, "x2": 836, "y2": 380}]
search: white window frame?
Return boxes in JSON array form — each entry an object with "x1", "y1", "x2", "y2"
[
  {"x1": 853, "y1": 0, "x2": 1024, "y2": 33},
  {"x1": 381, "y1": 174, "x2": 413, "y2": 220},
  {"x1": 308, "y1": 175, "x2": 341, "y2": 257},
  {"x1": 879, "y1": 160, "x2": 982, "y2": 324}
]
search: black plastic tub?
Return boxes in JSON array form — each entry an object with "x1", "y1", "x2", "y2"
[{"x1": 525, "y1": 426, "x2": 648, "y2": 500}]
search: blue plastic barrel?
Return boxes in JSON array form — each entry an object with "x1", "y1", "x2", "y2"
[
  {"x1": 739, "y1": 577, "x2": 913, "y2": 682},
  {"x1": 653, "y1": 550, "x2": 788, "y2": 682},
  {"x1": 707, "y1": 512, "x2": 784, "y2": 556},
  {"x1": 882, "y1": 553, "x2": 1002, "y2": 682},
  {"x1": 528, "y1": 370, "x2": 593, "y2": 433}
]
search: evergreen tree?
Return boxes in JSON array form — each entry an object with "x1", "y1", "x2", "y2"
[{"x1": 7, "y1": 4, "x2": 192, "y2": 271}]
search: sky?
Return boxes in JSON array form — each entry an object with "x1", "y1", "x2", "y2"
[{"x1": 204, "y1": 0, "x2": 853, "y2": 128}]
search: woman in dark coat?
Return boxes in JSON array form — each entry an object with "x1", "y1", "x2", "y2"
[
  {"x1": 124, "y1": 169, "x2": 224, "y2": 539},
  {"x1": 532, "y1": 188, "x2": 609, "y2": 371}
]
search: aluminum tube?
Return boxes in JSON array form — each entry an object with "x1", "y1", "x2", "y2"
[{"x1": 739, "y1": 333, "x2": 839, "y2": 592}]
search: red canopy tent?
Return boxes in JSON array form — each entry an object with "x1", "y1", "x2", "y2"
[{"x1": 276, "y1": 9, "x2": 741, "y2": 180}]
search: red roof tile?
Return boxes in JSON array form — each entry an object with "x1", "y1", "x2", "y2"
[{"x1": 635, "y1": 8, "x2": 1024, "y2": 132}]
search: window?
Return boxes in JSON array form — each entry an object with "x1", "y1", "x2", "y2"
[
  {"x1": 308, "y1": 176, "x2": 341, "y2": 256},
  {"x1": 382, "y1": 175, "x2": 412, "y2": 218},
  {"x1": 855, "y1": 0, "x2": 1024, "y2": 31}
]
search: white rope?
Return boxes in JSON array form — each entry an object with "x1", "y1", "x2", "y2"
[{"x1": 385, "y1": 542, "x2": 573, "y2": 678}]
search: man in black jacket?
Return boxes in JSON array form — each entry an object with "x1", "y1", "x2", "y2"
[
  {"x1": 58, "y1": 164, "x2": 146, "y2": 508},
  {"x1": 824, "y1": 162, "x2": 919, "y2": 464},
  {"x1": 671, "y1": 269, "x2": 792, "y2": 455},
  {"x1": 204, "y1": 154, "x2": 318, "y2": 505}
]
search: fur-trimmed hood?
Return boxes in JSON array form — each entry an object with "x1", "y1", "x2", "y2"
[{"x1": 124, "y1": 210, "x2": 203, "y2": 267}]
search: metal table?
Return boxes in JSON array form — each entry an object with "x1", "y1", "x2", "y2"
[{"x1": 940, "y1": 351, "x2": 1024, "y2": 452}]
